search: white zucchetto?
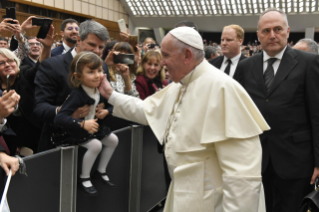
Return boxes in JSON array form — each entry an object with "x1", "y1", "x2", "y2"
[{"x1": 169, "y1": 26, "x2": 203, "y2": 50}]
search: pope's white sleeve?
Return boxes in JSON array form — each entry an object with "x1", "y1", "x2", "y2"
[
  {"x1": 214, "y1": 136, "x2": 265, "y2": 212},
  {"x1": 108, "y1": 91, "x2": 148, "y2": 125}
]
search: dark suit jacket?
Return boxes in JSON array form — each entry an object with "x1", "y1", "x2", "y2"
[
  {"x1": 234, "y1": 46, "x2": 319, "y2": 179},
  {"x1": 54, "y1": 86, "x2": 112, "y2": 141},
  {"x1": 51, "y1": 45, "x2": 65, "y2": 57},
  {"x1": 209, "y1": 54, "x2": 247, "y2": 78},
  {"x1": 21, "y1": 56, "x2": 36, "y2": 67},
  {"x1": 34, "y1": 50, "x2": 111, "y2": 151}
]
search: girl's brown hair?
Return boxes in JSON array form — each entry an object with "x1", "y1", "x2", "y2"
[
  {"x1": 109, "y1": 42, "x2": 137, "y2": 81},
  {"x1": 69, "y1": 52, "x2": 103, "y2": 88},
  {"x1": 136, "y1": 50, "x2": 165, "y2": 82}
]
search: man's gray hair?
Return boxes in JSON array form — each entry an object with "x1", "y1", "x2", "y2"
[
  {"x1": 257, "y1": 8, "x2": 289, "y2": 30},
  {"x1": 171, "y1": 36, "x2": 204, "y2": 61},
  {"x1": 296, "y1": 38, "x2": 319, "y2": 54},
  {"x1": 204, "y1": 46, "x2": 218, "y2": 59},
  {"x1": 79, "y1": 20, "x2": 109, "y2": 42}
]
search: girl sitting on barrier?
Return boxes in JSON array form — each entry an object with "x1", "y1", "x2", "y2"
[{"x1": 54, "y1": 52, "x2": 118, "y2": 196}]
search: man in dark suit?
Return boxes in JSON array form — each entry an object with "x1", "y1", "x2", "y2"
[
  {"x1": 209, "y1": 24, "x2": 246, "y2": 78},
  {"x1": 34, "y1": 20, "x2": 111, "y2": 151},
  {"x1": 51, "y1": 19, "x2": 78, "y2": 57},
  {"x1": 234, "y1": 8, "x2": 319, "y2": 212}
]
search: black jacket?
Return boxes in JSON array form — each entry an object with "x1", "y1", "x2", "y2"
[
  {"x1": 54, "y1": 86, "x2": 111, "y2": 144},
  {"x1": 234, "y1": 46, "x2": 319, "y2": 179}
]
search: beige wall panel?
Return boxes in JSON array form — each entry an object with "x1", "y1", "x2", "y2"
[
  {"x1": 113, "y1": 0, "x2": 119, "y2": 11},
  {"x1": 89, "y1": 0, "x2": 95, "y2": 4},
  {"x1": 55, "y1": 0, "x2": 64, "y2": 9},
  {"x1": 65, "y1": 0, "x2": 73, "y2": 11},
  {"x1": 96, "y1": 6, "x2": 102, "y2": 18},
  {"x1": 102, "y1": 8, "x2": 108, "y2": 20},
  {"x1": 43, "y1": 0, "x2": 54, "y2": 7},
  {"x1": 32, "y1": 0, "x2": 43, "y2": 4},
  {"x1": 103, "y1": 0, "x2": 108, "y2": 8},
  {"x1": 119, "y1": 5, "x2": 124, "y2": 13},
  {"x1": 114, "y1": 12, "x2": 119, "y2": 21},
  {"x1": 82, "y1": 2, "x2": 89, "y2": 15},
  {"x1": 24, "y1": 0, "x2": 31, "y2": 1},
  {"x1": 96, "y1": 0, "x2": 102, "y2": 6},
  {"x1": 109, "y1": 10, "x2": 114, "y2": 21},
  {"x1": 74, "y1": 0, "x2": 82, "y2": 13},
  {"x1": 82, "y1": 0, "x2": 89, "y2": 2},
  {"x1": 109, "y1": 0, "x2": 113, "y2": 10},
  {"x1": 89, "y1": 4, "x2": 96, "y2": 16}
]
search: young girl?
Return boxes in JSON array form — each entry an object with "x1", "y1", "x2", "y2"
[
  {"x1": 135, "y1": 50, "x2": 168, "y2": 100},
  {"x1": 54, "y1": 52, "x2": 118, "y2": 196}
]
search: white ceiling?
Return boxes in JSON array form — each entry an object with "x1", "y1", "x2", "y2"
[{"x1": 119, "y1": 0, "x2": 319, "y2": 32}]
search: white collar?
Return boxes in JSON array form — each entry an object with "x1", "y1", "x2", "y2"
[
  {"x1": 62, "y1": 42, "x2": 71, "y2": 52},
  {"x1": 28, "y1": 56, "x2": 38, "y2": 63},
  {"x1": 81, "y1": 84, "x2": 99, "y2": 97},
  {"x1": 224, "y1": 53, "x2": 241, "y2": 64},
  {"x1": 180, "y1": 59, "x2": 205, "y2": 85},
  {"x1": 71, "y1": 48, "x2": 77, "y2": 58},
  {"x1": 263, "y1": 46, "x2": 287, "y2": 62}
]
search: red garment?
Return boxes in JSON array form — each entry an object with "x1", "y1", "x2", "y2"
[{"x1": 135, "y1": 75, "x2": 168, "y2": 100}]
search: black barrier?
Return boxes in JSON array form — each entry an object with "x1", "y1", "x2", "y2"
[
  {"x1": 76, "y1": 126, "x2": 133, "y2": 212},
  {"x1": 140, "y1": 127, "x2": 169, "y2": 212},
  {"x1": 5, "y1": 148, "x2": 63, "y2": 212},
  {"x1": 0, "y1": 126, "x2": 168, "y2": 212}
]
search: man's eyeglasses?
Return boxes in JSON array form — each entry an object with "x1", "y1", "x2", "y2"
[
  {"x1": 29, "y1": 42, "x2": 41, "y2": 46},
  {"x1": 67, "y1": 27, "x2": 79, "y2": 31}
]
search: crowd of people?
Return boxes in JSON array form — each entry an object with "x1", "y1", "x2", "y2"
[{"x1": 0, "y1": 6, "x2": 318, "y2": 212}]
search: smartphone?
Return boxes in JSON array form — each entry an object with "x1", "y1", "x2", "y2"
[
  {"x1": 118, "y1": 19, "x2": 127, "y2": 33},
  {"x1": 148, "y1": 44, "x2": 160, "y2": 49},
  {"x1": 129, "y1": 36, "x2": 138, "y2": 52},
  {"x1": 37, "y1": 18, "x2": 52, "y2": 39},
  {"x1": 6, "y1": 75, "x2": 10, "y2": 92},
  {"x1": 113, "y1": 54, "x2": 135, "y2": 65},
  {"x1": 5, "y1": 7, "x2": 16, "y2": 24},
  {"x1": 32, "y1": 17, "x2": 44, "y2": 26}
]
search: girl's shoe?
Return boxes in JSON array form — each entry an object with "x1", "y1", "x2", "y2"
[
  {"x1": 78, "y1": 177, "x2": 98, "y2": 196},
  {"x1": 93, "y1": 171, "x2": 116, "y2": 188}
]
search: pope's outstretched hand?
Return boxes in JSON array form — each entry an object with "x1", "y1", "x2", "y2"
[{"x1": 98, "y1": 74, "x2": 113, "y2": 100}]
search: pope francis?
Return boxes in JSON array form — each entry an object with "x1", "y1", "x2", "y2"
[{"x1": 99, "y1": 27, "x2": 270, "y2": 212}]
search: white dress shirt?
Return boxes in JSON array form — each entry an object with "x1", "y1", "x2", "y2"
[
  {"x1": 262, "y1": 46, "x2": 287, "y2": 75},
  {"x1": 219, "y1": 53, "x2": 242, "y2": 78},
  {"x1": 62, "y1": 42, "x2": 71, "y2": 54}
]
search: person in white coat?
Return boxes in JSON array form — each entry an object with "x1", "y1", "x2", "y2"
[{"x1": 99, "y1": 26, "x2": 269, "y2": 212}]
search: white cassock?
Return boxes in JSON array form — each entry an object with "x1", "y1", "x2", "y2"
[{"x1": 108, "y1": 59, "x2": 270, "y2": 212}]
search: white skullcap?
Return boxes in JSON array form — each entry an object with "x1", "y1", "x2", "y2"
[{"x1": 169, "y1": 26, "x2": 203, "y2": 50}]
